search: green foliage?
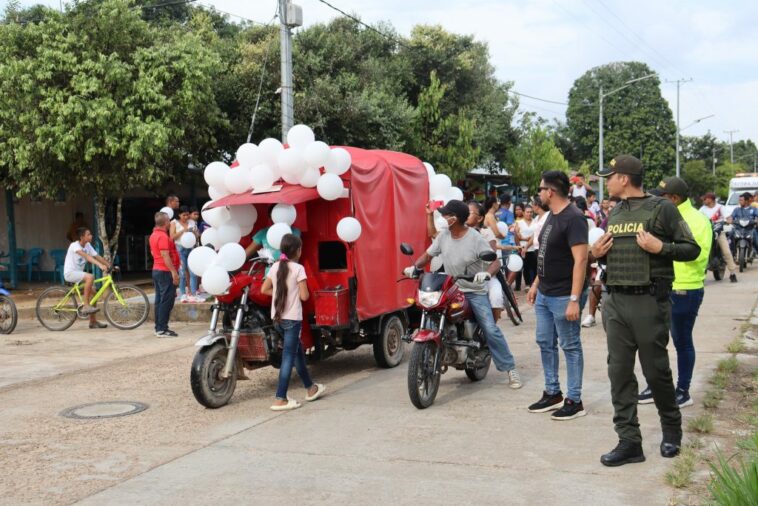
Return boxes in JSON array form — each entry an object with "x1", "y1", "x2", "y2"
[
  {"x1": 726, "y1": 338, "x2": 745, "y2": 354},
  {"x1": 565, "y1": 61, "x2": 676, "y2": 188},
  {"x1": 682, "y1": 160, "x2": 717, "y2": 203},
  {"x1": 703, "y1": 389, "x2": 724, "y2": 409},
  {"x1": 507, "y1": 113, "x2": 569, "y2": 194},
  {"x1": 718, "y1": 357, "x2": 740, "y2": 375},
  {"x1": 707, "y1": 447, "x2": 758, "y2": 505},
  {"x1": 688, "y1": 413, "x2": 715, "y2": 434},
  {"x1": 665, "y1": 444, "x2": 698, "y2": 488}
]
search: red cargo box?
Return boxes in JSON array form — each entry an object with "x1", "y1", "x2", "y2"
[
  {"x1": 314, "y1": 288, "x2": 350, "y2": 327},
  {"x1": 236, "y1": 330, "x2": 269, "y2": 362}
]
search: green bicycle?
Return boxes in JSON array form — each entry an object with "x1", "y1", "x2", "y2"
[{"x1": 35, "y1": 268, "x2": 150, "y2": 331}]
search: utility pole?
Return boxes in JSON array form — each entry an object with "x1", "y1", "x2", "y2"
[
  {"x1": 712, "y1": 148, "x2": 716, "y2": 176},
  {"x1": 278, "y1": 1, "x2": 302, "y2": 143},
  {"x1": 724, "y1": 129, "x2": 739, "y2": 164},
  {"x1": 664, "y1": 78, "x2": 693, "y2": 177}
]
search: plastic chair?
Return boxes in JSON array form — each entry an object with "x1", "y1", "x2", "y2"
[
  {"x1": 50, "y1": 249, "x2": 67, "y2": 284},
  {"x1": 10, "y1": 249, "x2": 26, "y2": 280},
  {"x1": 23, "y1": 248, "x2": 43, "y2": 282}
]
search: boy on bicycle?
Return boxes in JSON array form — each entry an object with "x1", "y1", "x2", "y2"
[{"x1": 64, "y1": 227, "x2": 110, "y2": 328}]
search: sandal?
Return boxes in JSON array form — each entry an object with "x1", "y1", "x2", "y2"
[
  {"x1": 270, "y1": 399, "x2": 301, "y2": 411},
  {"x1": 305, "y1": 383, "x2": 326, "y2": 402}
]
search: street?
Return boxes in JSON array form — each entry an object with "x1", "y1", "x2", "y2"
[{"x1": 1, "y1": 269, "x2": 756, "y2": 506}]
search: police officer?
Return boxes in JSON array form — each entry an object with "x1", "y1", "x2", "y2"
[{"x1": 591, "y1": 155, "x2": 700, "y2": 467}]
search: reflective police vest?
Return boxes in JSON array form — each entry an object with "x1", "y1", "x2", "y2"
[{"x1": 605, "y1": 196, "x2": 664, "y2": 286}]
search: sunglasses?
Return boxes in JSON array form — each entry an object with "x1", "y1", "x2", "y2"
[{"x1": 537, "y1": 186, "x2": 554, "y2": 193}]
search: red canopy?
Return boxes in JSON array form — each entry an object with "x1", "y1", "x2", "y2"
[{"x1": 211, "y1": 184, "x2": 320, "y2": 207}]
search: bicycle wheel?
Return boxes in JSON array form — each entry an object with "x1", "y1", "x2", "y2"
[
  {"x1": 503, "y1": 283, "x2": 523, "y2": 324},
  {"x1": 0, "y1": 295, "x2": 18, "y2": 334},
  {"x1": 103, "y1": 284, "x2": 149, "y2": 330},
  {"x1": 36, "y1": 286, "x2": 77, "y2": 331}
]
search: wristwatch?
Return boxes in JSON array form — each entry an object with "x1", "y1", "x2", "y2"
[{"x1": 569, "y1": 295, "x2": 579, "y2": 302}]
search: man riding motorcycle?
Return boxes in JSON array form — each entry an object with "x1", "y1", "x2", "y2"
[
  {"x1": 404, "y1": 199, "x2": 522, "y2": 389},
  {"x1": 699, "y1": 192, "x2": 738, "y2": 282}
]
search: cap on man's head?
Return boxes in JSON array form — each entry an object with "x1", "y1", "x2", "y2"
[
  {"x1": 437, "y1": 199, "x2": 470, "y2": 224},
  {"x1": 658, "y1": 177, "x2": 689, "y2": 198},
  {"x1": 500, "y1": 194, "x2": 512, "y2": 204},
  {"x1": 597, "y1": 155, "x2": 644, "y2": 178}
]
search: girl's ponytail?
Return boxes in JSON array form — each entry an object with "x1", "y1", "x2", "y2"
[{"x1": 272, "y1": 234, "x2": 303, "y2": 322}]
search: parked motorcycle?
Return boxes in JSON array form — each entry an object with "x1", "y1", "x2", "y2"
[
  {"x1": 400, "y1": 244, "x2": 498, "y2": 409},
  {"x1": 732, "y1": 218, "x2": 755, "y2": 272},
  {"x1": 707, "y1": 222, "x2": 727, "y2": 281},
  {"x1": 0, "y1": 273, "x2": 17, "y2": 335}
]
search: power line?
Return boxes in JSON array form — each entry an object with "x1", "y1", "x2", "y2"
[
  {"x1": 509, "y1": 90, "x2": 568, "y2": 106},
  {"x1": 314, "y1": 0, "x2": 410, "y2": 49},
  {"x1": 136, "y1": 0, "x2": 198, "y2": 10},
  {"x1": 197, "y1": 2, "x2": 276, "y2": 25}
]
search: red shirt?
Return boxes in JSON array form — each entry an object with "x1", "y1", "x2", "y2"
[{"x1": 149, "y1": 227, "x2": 180, "y2": 272}]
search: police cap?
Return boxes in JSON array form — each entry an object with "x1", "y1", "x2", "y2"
[
  {"x1": 597, "y1": 155, "x2": 644, "y2": 178},
  {"x1": 658, "y1": 176, "x2": 689, "y2": 198}
]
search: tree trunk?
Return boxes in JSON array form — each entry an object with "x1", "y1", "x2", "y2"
[{"x1": 93, "y1": 195, "x2": 123, "y2": 264}]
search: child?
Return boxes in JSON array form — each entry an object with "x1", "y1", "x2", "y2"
[{"x1": 261, "y1": 234, "x2": 325, "y2": 411}]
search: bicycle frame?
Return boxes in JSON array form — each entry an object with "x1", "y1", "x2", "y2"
[{"x1": 54, "y1": 274, "x2": 125, "y2": 311}]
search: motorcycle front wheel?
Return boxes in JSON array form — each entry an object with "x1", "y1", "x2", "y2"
[
  {"x1": 738, "y1": 246, "x2": 746, "y2": 272},
  {"x1": 407, "y1": 341, "x2": 441, "y2": 409},
  {"x1": 0, "y1": 295, "x2": 17, "y2": 334},
  {"x1": 190, "y1": 342, "x2": 238, "y2": 409}
]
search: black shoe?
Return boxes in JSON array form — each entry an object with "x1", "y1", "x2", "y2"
[
  {"x1": 162, "y1": 329, "x2": 178, "y2": 337},
  {"x1": 551, "y1": 399, "x2": 587, "y2": 421},
  {"x1": 637, "y1": 386, "x2": 654, "y2": 404},
  {"x1": 675, "y1": 388, "x2": 693, "y2": 408},
  {"x1": 660, "y1": 434, "x2": 681, "y2": 458},
  {"x1": 729, "y1": 273, "x2": 737, "y2": 283},
  {"x1": 528, "y1": 391, "x2": 563, "y2": 413},
  {"x1": 89, "y1": 321, "x2": 108, "y2": 329},
  {"x1": 600, "y1": 440, "x2": 645, "y2": 467}
]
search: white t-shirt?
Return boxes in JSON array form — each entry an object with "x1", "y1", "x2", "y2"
[
  {"x1": 173, "y1": 219, "x2": 197, "y2": 247},
  {"x1": 64, "y1": 241, "x2": 98, "y2": 276},
  {"x1": 590, "y1": 201, "x2": 601, "y2": 215},
  {"x1": 532, "y1": 213, "x2": 548, "y2": 250},
  {"x1": 700, "y1": 204, "x2": 724, "y2": 223},
  {"x1": 479, "y1": 227, "x2": 501, "y2": 258},
  {"x1": 517, "y1": 219, "x2": 538, "y2": 252},
  {"x1": 267, "y1": 260, "x2": 307, "y2": 321},
  {"x1": 571, "y1": 185, "x2": 587, "y2": 199}
]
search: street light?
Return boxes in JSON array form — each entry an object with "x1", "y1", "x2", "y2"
[
  {"x1": 680, "y1": 114, "x2": 715, "y2": 133},
  {"x1": 598, "y1": 74, "x2": 657, "y2": 200},
  {"x1": 677, "y1": 114, "x2": 715, "y2": 177}
]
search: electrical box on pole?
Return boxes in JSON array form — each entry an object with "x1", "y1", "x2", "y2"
[{"x1": 286, "y1": 3, "x2": 303, "y2": 27}]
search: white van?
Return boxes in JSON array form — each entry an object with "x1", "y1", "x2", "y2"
[{"x1": 724, "y1": 173, "x2": 758, "y2": 218}]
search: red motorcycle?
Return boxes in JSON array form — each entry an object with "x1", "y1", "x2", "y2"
[{"x1": 400, "y1": 244, "x2": 497, "y2": 409}]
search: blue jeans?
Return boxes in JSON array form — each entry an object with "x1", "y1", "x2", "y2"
[
  {"x1": 534, "y1": 291, "x2": 587, "y2": 402},
  {"x1": 465, "y1": 292, "x2": 516, "y2": 372},
  {"x1": 275, "y1": 319, "x2": 314, "y2": 400},
  {"x1": 152, "y1": 270, "x2": 176, "y2": 332},
  {"x1": 178, "y1": 246, "x2": 198, "y2": 296},
  {"x1": 670, "y1": 288, "x2": 704, "y2": 392}
]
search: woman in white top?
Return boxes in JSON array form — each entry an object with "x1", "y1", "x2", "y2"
[
  {"x1": 518, "y1": 206, "x2": 538, "y2": 289},
  {"x1": 169, "y1": 206, "x2": 199, "y2": 302}
]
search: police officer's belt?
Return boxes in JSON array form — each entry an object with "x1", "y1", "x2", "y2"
[{"x1": 608, "y1": 279, "x2": 671, "y2": 296}]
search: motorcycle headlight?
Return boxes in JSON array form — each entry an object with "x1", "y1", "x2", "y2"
[
  {"x1": 739, "y1": 219, "x2": 750, "y2": 227},
  {"x1": 418, "y1": 290, "x2": 442, "y2": 308}
]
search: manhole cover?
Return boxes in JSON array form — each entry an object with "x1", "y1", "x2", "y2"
[{"x1": 60, "y1": 401, "x2": 148, "y2": 420}]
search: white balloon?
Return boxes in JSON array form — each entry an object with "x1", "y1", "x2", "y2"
[
  {"x1": 287, "y1": 124, "x2": 315, "y2": 150},
  {"x1": 446, "y1": 186, "x2": 464, "y2": 202},
  {"x1": 188, "y1": 246, "x2": 217, "y2": 277},
  {"x1": 202, "y1": 265, "x2": 231, "y2": 295},
  {"x1": 278, "y1": 148, "x2": 306, "y2": 177},
  {"x1": 217, "y1": 223, "x2": 242, "y2": 245},
  {"x1": 259, "y1": 138, "x2": 284, "y2": 168},
  {"x1": 201, "y1": 228, "x2": 220, "y2": 249},
  {"x1": 336, "y1": 217, "x2": 362, "y2": 243},
  {"x1": 208, "y1": 186, "x2": 229, "y2": 201},
  {"x1": 224, "y1": 166, "x2": 252, "y2": 194},
  {"x1": 588, "y1": 227, "x2": 605, "y2": 247},
  {"x1": 506, "y1": 254, "x2": 524, "y2": 272},
  {"x1": 496, "y1": 222, "x2": 509, "y2": 236},
  {"x1": 180, "y1": 232, "x2": 196, "y2": 249},
  {"x1": 271, "y1": 204, "x2": 296, "y2": 226},
  {"x1": 218, "y1": 243, "x2": 246, "y2": 271},
  {"x1": 228, "y1": 205, "x2": 257, "y2": 229},
  {"x1": 304, "y1": 141, "x2": 331, "y2": 168},
  {"x1": 159, "y1": 206, "x2": 174, "y2": 219},
  {"x1": 434, "y1": 215, "x2": 449, "y2": 231},
  {"x1": 317, "y1": 173, "x2": 344, "y2": 201},
  {"x1": 280, "y1": 170, "x2": 302, "y2": 185},
  {"x1": 235, "y1": 143, "x2": 261, "y2": 168},
  {"x1": 248, "y1": 164, "x2": 276, "y2": 191},
  {"x1": 201, "y1": 204, "x2": 231, "y2": 228},
  {"x1": 299, "y1": 168, "x2": 320, "y2": 188},
  {"x1": 266, "y1": 223, "x2": 292, "y2": 250},
  {"x1": 423, "y1": 162, "x2": 435, "y2": 179},
  {"x1": 430, "y1": 174, "x2": 452, "y2": 197},
  {"x1": 204, "y1": 161, "x2": 230, "y2": 190},
  {"x1": 324, "y1": 148, "x2": 352, "y2": 175}
]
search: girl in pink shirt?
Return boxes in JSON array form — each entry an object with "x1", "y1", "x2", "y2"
[{"x1": 261, "y1": 234, "x2": 325, "y2": 410}]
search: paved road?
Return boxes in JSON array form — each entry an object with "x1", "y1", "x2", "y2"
[{"x1": 1, "y1": 270, "x2": 756, "y2": 505}]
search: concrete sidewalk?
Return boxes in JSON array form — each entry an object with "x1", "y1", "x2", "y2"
[{"x1": 67, "y1": 270, "x2": 757, "y2": 506}]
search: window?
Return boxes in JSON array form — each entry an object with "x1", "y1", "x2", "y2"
[{"x1": 318, "y1": 241, "x2": 347, "y2": 271}]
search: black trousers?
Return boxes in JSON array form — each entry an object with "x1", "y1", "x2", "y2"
[{"x1": 523, "y1": 251, "x2": 538, "y2": 287}]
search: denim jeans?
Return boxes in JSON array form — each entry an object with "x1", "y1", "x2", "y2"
[
  {"x1": 670, "y1": 288, "x2": 704, "y2": 392},
  {"x1": 464, "y1": 292, "x2": 516, "y2": 372},
  {"x1": 178, "y1": 246, "x2": 198, "y2": 296},
  {"x1": 152, "y1": 270, "x2": 176, "y2": 332},
  {"x1": 275, "y1": 319, "x2": 314, "y2": 400},
  {"x1": 534, "y1": 291, "x2": 587, "y2": 402}
]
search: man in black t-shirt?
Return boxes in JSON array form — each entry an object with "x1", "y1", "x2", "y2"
[{"x1": 527, "y1": 171, "x2": 589, "y2": 421}]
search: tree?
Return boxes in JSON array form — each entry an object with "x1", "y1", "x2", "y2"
[
  {"x1": 681, "y1": 160, "x2": 716, "y2": 203},
  {"x1": 507, "y1": 114, "x2": 569, "y2": 194},
  {"x1": 566, "y1": 61, "x2": 676, "y2": 188},
  {"x1": 0, "y1": 0, "x2": 226, "y2": 260}
]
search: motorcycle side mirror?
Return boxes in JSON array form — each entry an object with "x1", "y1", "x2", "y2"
[
  {"x1": 400, "y1": 243, "x2": 414, "y2": 256},
  {"x1": 479, "y1": 251, "x2": 497, "y2": 262}
]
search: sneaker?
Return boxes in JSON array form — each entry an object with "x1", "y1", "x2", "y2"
[
  {"x1": 89, "y1": 321, "x2": 108, "y2": 329},
  {"x1": 507, "y1": 369, "x2": 523, "y2": 389},
  {"x1": 154, "y1": 330, "x2": 166, "y2": 337},
  {"x1": 551, "y1": 398, "x2": 587, "y2": 420},
  {"x1": 179, "y1": 294, "x2": 189, "y2": 303},
  {"x1": 637, "y1": 386, "x2": 654, "y2": 404},
  {"x1": 528, "y1": 390, "x2": 563, "y2": 413},
  {"x1": 729, "y1": 273, "x2": 737, "y2": 283},
  {"x1": 81, "y1": 304, "x2": 100, "y2": 315},
  {"x1": 162, "y1": 329, "x2": 179, "y2": 337},
  {"x1": 676, "y1": 388, "x2": 693, "y2": 408},
  {"x1": 581, "y1": 315, "x2": 596, "y2": 327}
]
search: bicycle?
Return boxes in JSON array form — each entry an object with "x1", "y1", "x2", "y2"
[
  {"x1": 35, "y1": 267, "x2": 149, "y2": 331},
  {"x1": 0, "y1": 278, "x2": 17, "y2": 335},
  {"x1": 497, "y1": 268, "x2": 522, "y2": 326}
]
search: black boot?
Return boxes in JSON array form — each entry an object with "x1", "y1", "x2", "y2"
[
  {"x1": 660, "y1": 433, "x2": 681, "y2": 458},
  {"x1": 600, "y1": 440, "x2": 645, "y2": 467}
]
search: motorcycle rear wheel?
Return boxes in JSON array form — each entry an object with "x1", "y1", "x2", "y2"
[
  {"x1": 712, "y1": 260, "x2": 725, "y2": 281},
  {"x1": 191, "y1": 342, "x2": 237, "y2": 409},
  {"x1": 407, "y1": 341, "x2": 440, "y2": 409},
  {"x1": 0, "y1": 295, "x2": 17, "y2": 334},
  {"x1": 373, "y1": 315, "x2": 406, "y2": 368},
  {"x1": 465, "y1": 352, "x2": 491, "y2": 381}
]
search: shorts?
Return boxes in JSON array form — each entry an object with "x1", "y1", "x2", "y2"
[
  {"x1": 488, "y1": 277, "x2": 503, "y2": 309},
  {"x1": 64, "y1": 270, "x2": 88, "y2": 284}
]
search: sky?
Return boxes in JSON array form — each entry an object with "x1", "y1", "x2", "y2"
[{"x1": 13, "y1": 0, "x2": 758, "y2": 152}]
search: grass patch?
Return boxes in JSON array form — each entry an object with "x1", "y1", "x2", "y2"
[
  {"x1": 717, "y1": 356, "x2": 739, "y2": 375},
  {"x1": 688, "y1": 413, "x2": 715, "y2": 434},
  {"x1": 710, "y1": 372, "x2": 730, "y2": 390},
  {"x1": 735, "y1": 432, "x2": 758, "y2": 456},
  {"x1": 707, "y1": 448, "x2": 758, "y2": 505},
  {"x1": 665, "y1": 445, "x2": 698, "y2": 488},
  {"x1": 726, "y1": 338, "x2": 745, "y2": 354},
  {"x1": 703, "y1": 390, "x2": 724, "y2": 409}
]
